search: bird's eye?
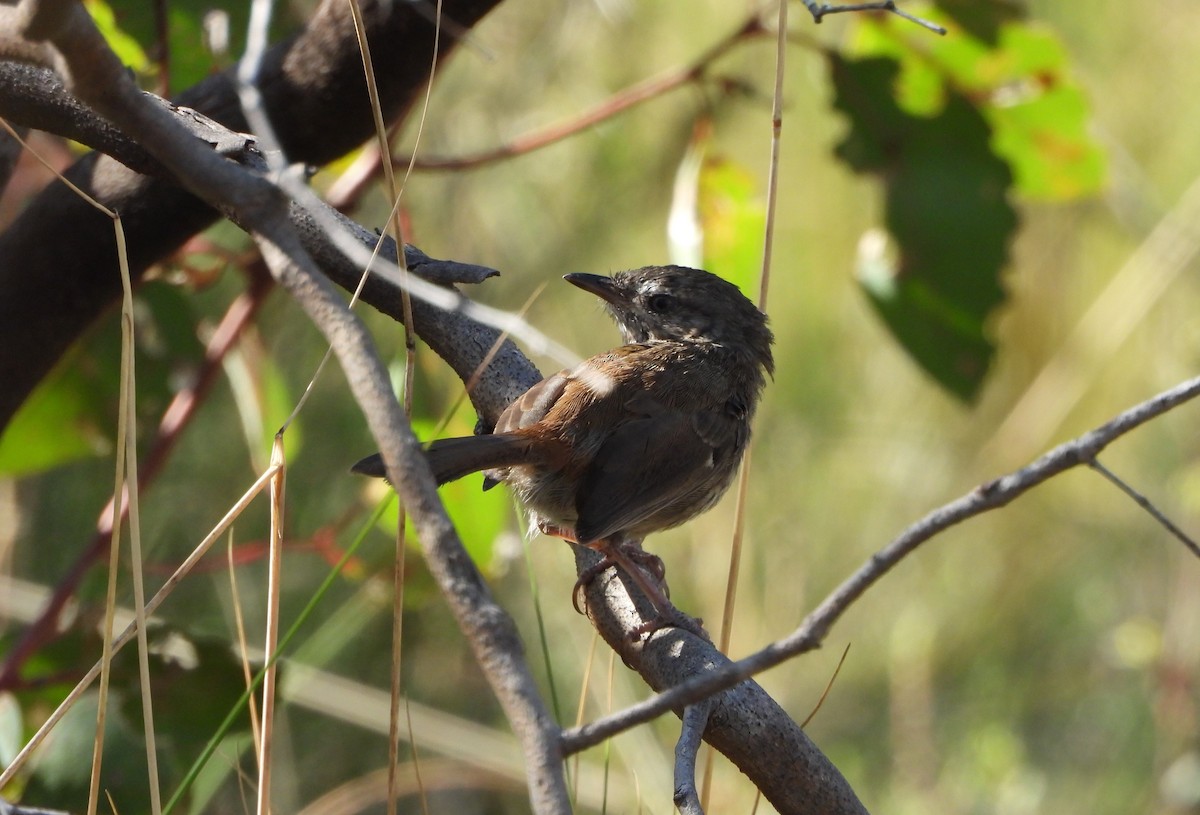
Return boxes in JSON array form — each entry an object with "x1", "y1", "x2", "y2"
[{"x1": 646, "y1": 293, "x2": 675, "y2": 313}]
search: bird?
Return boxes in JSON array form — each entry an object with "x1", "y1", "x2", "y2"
[{"x1": 353, "y1": 265, "x2": 773, "y2": 632}]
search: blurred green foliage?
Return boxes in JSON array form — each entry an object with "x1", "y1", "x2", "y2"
[{"x1": 3, "y1": 0, "x2": 1200, "y2": 813}]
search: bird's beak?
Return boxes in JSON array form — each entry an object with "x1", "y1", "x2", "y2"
[{"x1": 563, "y1": 273, "x2": 628, "y2": 307}]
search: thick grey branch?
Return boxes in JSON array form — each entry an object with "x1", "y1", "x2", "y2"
[
  {"x1": 573, "y1": 549, "x2": 869, "y2": 815},
  {"x1": 0, "y1": 69, "x2": 539, "y2": 422},
  {"x1": 0, "y1": 120, "x2": 26, "y2": 198},
  {"x1": 289, "y1": 204, "x2": 540, "y2": 422}
]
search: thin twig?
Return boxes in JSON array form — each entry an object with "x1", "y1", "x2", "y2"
[
  {"x1": 702, "y1": 3, "x2": 789, "y2": 807},
  {"x1": 227, "y1": 530, "x2": 263, "y2": 763},
  {"x1": 344, "y1": 3, "x2": 430, "y2": 806},
  {"x1": 801, "y1": 1, "x2": 947, "y2": 35},
  {"x1": 801, "y1": 643, "x2": 850, "y2": 729},
  {"x1": 116, "y1": 217, "x2": 164, "y2": 815},
  {"x1": 1089, "y1": 458, "x2": 1200, "y2": 558},
  {"x1": 393, "y1": 18, "x2": 766, "y2": 172},
  {"x1": 562, "y1": 374, "x2": 1200, "y2": 754},
  {"x1": 673, "y1": 701, "x2": 713, "y2": 815}
]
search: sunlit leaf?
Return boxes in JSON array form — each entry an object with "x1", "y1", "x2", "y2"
[
  {"x1": 93, "y1": 1, "x2": 291, "y2": 93},
  {"x1": 0, "y1": 364, "x2": 111, "y2": 475},
  {"x1": 83, "y1": 0, "x2": 149, "y2": 72},
  {"x1": 990, "y1": 82, "x2": 1105, "y2": 200},
  {"x1": 0, "y1": 693, "x2": 22, "y2": 769},
  {"x1": 848, "y1": 8, "x2": 1106, "y2": 201},
  {"x1": 256, "y1": 352, "x2": 302, "y2": 456},
  {"x1": 669, "y1": 124, "x2": 764, "y2": 301},
  {"x1": 668, "y1": 125, "x2": 706, "y2": 270},
  {"x1": 698, "y1": 156, "x2": 765, "y2": 301}
]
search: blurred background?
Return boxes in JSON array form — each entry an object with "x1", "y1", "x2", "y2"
[{"x1": 3, "y1": 0, "x2": 1200, "y2": 813}]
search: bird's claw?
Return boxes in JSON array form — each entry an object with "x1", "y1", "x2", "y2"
[{"x1": 631, "y1": 610, "x2": 710, "y2": 643}]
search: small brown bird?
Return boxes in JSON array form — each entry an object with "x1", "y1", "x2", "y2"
[{"x1": 354, "y1": 265, "x2": 773, "y2": 626}]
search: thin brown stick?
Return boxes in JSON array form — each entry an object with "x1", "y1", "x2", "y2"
[
  {"x1": 115, "y1": 218, "x2": 164, "y2": 815},
  {"x1": 800, "y1": 643, "x2": 850, "y2": 729},
  {"x1": 702, "y1": 4, "x2": 789, "y2": 805},
  {"x1": 227, "y1": 530, "x2": 264, "y2": 762},
  {"x1": 88, "y1": 230, "x2": 129, "y2": 815},
  {"x1": 255, "y1": 435, "x2": 287, "y2": 815},
  {"x1": 394, "y1": 18, "x2": 765, "y2": 172}
]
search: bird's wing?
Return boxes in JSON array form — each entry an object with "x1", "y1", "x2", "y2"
[
  {"x1": 493, "y1": 369, "x2": 571, "y2": 433},
  {"x1": 572, "y1": 395, "x2": 742, "y2": 543}
]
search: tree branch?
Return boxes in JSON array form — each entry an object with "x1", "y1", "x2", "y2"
[
  {"x1": 0, "y1": 71, "x2": 542, "y2": 424},
  {"x1": 571, "y1": 548, "x2": 869, "y2": 815},
  {"x1": 563, "y1": 375, "x2": 1200, "y2": 752}
]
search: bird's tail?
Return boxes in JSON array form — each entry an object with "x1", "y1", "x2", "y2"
[{"x1": 351, "y1": 433, "x2": 559, "y2": 486}]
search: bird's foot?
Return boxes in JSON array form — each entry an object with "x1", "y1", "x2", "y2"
[
  {"x1": 616, "y1": 544, "x2": 667, "y2": 586},
  {"x1": 571, "y1": 539, "x2": 667, "y2": 614},
  {"x1": 572, "y1": 556, "x2": 609, "y2": 614},
  {"x1": 571, "y1": 539, "x2": 707, "y2": 641}
]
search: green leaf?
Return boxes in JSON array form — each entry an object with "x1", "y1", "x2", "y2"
[
  {"x1": 0, "y1": 363, "x2": 112, "y2": 475},
  {"x1": 115, "y1": 633, "x2": 255, "y2": 744},
  {"x1": 848, "y1": 9, "x2": 1106, "y2": 202},
  {"x1": 83, "y1": 0, "x2": 149, "y2": 72},
  {"x1": 0, "y1": 283, "x2": 205, "y2": 475},
  {"x1": 832, "y1": 55, "x2": 1017, "y2": 400},
  {"x1": 698, "y1": 156, "x2": 766, "y2": 300},
  {"x1": 20, "y1": 690, "x2": 156, "y2": 813},
  {"x1": 103, "y1": 1, "x2": 295, "y2": 94},
  {"x1": 833, "y1": 10, "x2": 1106, "y2": 398}
]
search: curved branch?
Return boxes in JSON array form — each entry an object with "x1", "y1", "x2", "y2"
[
  {"x1": 572, "y1": 548, "x2": 868, "y2": 815},
  {"x1": 0, "y1": 76, "x2": 541, "y2": 423},
  {"x1": 563, "y1": 374, "x2": 1200, "y2": 752}
]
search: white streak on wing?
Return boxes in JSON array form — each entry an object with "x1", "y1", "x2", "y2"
[{"x1": 574, "y1": 364, "x2": 616, "y2": 398}]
